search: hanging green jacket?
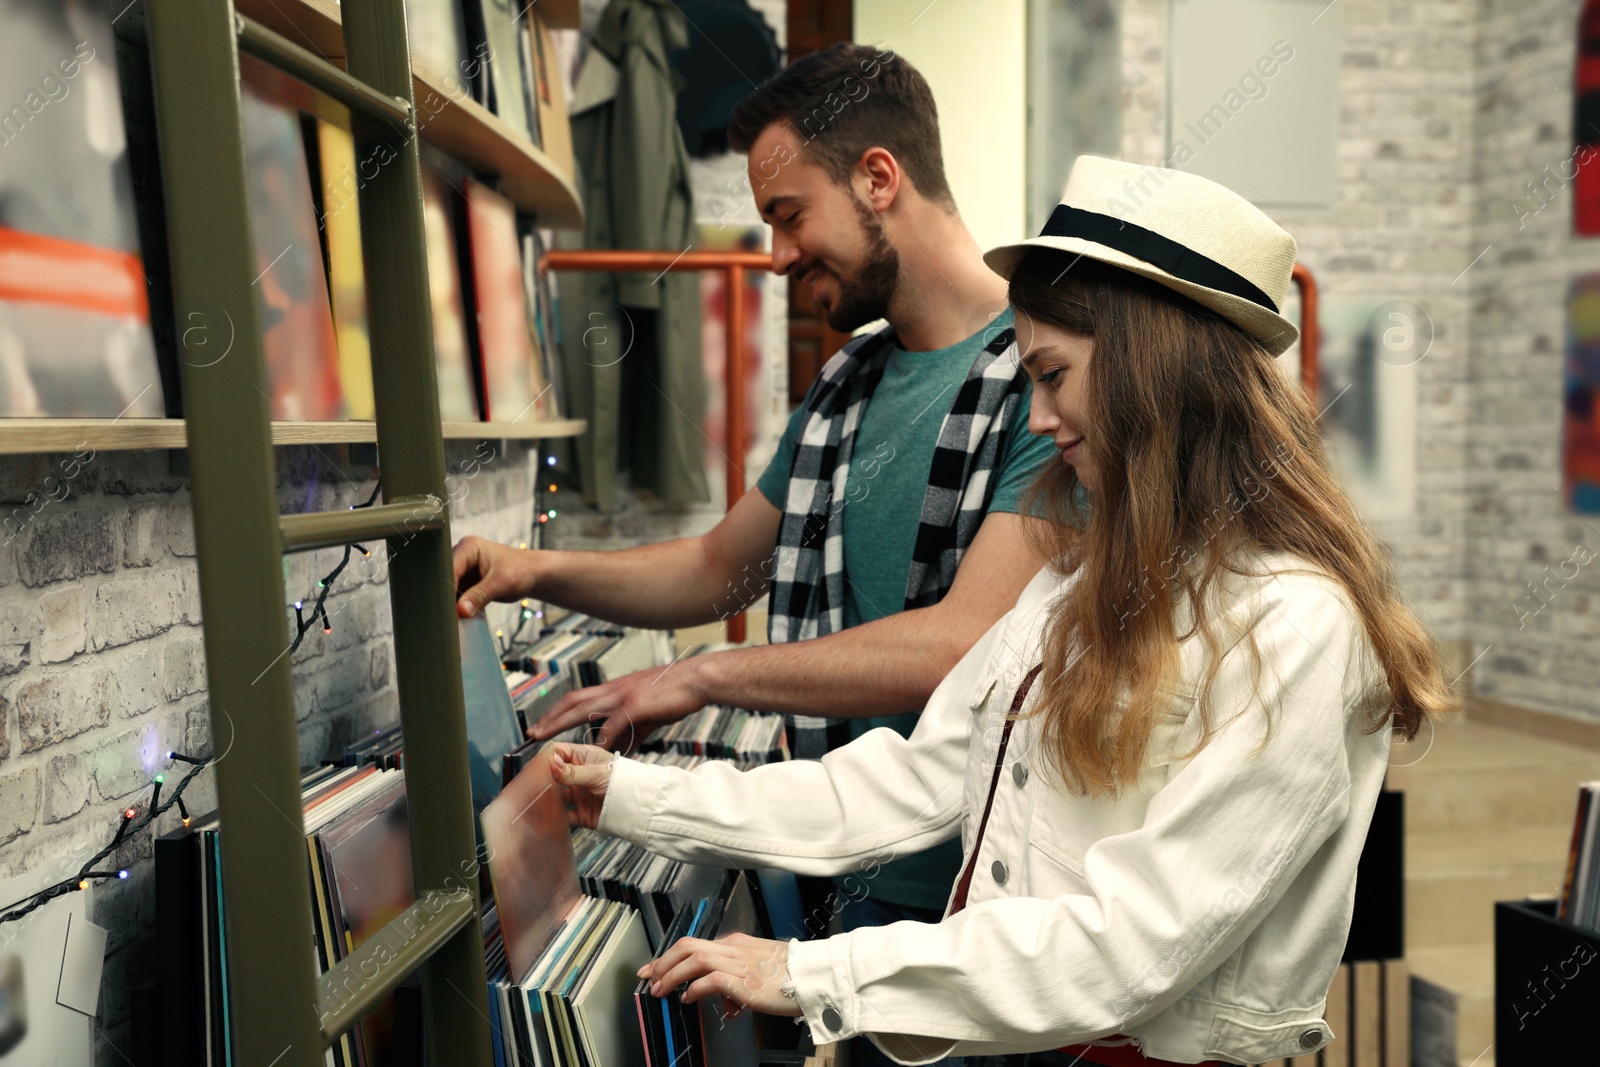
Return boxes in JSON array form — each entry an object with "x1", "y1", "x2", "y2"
[{"x1": 557, "y1": 0, "x2": 708, "y2": 510}]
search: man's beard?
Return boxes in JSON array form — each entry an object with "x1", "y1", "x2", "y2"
[{"x1": 819, "y1": 197, "x2": 900, "y2": 332}]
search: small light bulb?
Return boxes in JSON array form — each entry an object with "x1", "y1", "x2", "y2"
[
  {"x1": 535, "y1": 611, "x2": 544, "y2": 619},
  {"x1": 548, "y1": 484, "x2": 557, "y2": 492},
  {"x1": 546, "y1": 456, "x2": 556, "y2": 467},
  {"x1": 538, "y1": 514, "x2": 549, "y2": 524},
  {"x1": 154, "y1": 774, "x2": 164, "y2": 784},
  {"x1": 548, "y1": 510, "x2": 557, "y2": 519},
  {"x1": 294, "y1": 600, "x2": 303, "y2": 610},
  {"x1": 518, "y1": 542, "x2": 528, "y2": 550},
  {"x1": 117, "y1": 870, "x2": 129, "y2": 880},
  {"x1": 495, "y1": 629, "x2": 504, "y2": 638},
  {"x1": 522, "y1": 609, "x2": 533, "y2": 620},
  {"x1": 520, "y1": 599, "x2": 530, "y2": 608},
  {"x1": 123, "y1": 807, "x2": 137, "y2": 820},
  {"x1": 78, "y1": 880, "x2": 89, "y2": 890}
]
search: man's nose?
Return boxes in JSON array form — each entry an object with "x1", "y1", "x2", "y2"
[{"x1": 771, "y1": 234, "x2": 802, "y2": 276}]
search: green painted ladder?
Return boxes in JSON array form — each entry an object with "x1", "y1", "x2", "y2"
[{"x1": 146, "y1": 1, "x2": 493, "y2": 1062}]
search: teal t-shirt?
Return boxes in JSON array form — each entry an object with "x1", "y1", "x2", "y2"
[{"x1": 754, "y1": 308, "x2": 1056, "y2": 910}]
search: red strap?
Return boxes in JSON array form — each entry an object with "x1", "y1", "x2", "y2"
[
  {"x1": 947, "y1": 664, "x2": 1221, "y2": 1067},
  {"x1": 948, "y1": 664, "x2": 1041, "y2": 916}
]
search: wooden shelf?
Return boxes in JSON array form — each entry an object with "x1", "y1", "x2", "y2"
[
  {"x1": 0, "y1": 418, "x2": 586, "y2": 455},
  {"x1": 234, "y1": 0, "x2": 583, "y2": 228}
]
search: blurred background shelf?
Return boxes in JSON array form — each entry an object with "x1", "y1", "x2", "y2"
[
  {"x1": 0, "y1": 418, "x2": 586, "y2": 454},
  {"x1": 233, "y1": 0, "x2": 583, "y2": 227}
]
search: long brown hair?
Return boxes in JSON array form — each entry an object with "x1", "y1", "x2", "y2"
[{"x1": 1009, "y1": 251, "x2": 1454, "y2": 797}]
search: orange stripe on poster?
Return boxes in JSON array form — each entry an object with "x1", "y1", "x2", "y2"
[{"x1": 0, "y1": 226, "x2": 149, "y2": 321}]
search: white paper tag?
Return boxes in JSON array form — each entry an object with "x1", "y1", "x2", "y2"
[{"x1": 55, "y1": 913, "x2": 107, "y2": 1018}]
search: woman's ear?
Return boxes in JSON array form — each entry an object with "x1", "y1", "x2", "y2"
[{"x1": 855, "y1": 146, "x2": 902, "y2": 214}]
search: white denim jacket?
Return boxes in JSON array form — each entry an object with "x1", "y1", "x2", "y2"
[{"x1": 598, "y1": 553, "x2": 1392, "y2": 1065}]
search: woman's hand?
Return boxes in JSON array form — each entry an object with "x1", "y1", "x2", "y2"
[
  {"x1": 547, "y1": 743, "x2": 616, "y2": 829},
  {"x1": 638, "y1": 933, "x2": 800, "y2": 1018}
]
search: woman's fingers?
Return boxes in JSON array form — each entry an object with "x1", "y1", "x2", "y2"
[
  {"x1": 637, "y1": 935, "x2": 796, "y2": 1016},
  {"x1": 682, "y1": 971, "x2": 743, "y2": 1008}
]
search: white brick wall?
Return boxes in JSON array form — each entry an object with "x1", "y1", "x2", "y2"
[
  {"x1": 0, "y1": 440, "x2": 543, "y2": 1065},
  {"x1": 1120, "y1": 0, "x2": 1478, "y2": 659},
  {"x1": 1462, "y1": 0, "x2": 1600, "y2": 716},
  {"x1": 1117, "y1": 0, "x2": 1599, "y2": 720}
]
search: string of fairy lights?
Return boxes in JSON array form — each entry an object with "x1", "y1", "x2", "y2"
[
  {"x1": 498, "y1": 446, "x2": 560, "y2": 656},
  {"x1": 0, "y1": 750, "x2": 211, "y2": 926},
  {"x1": 0, "y1": 451, "x2": 565, "y2": 927},
  {"x1": 289, "y1": 481, "x2": 382, "y2": 651}
]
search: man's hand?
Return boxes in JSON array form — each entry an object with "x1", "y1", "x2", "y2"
[
  {"x1": 530, "y1": 660, "x2": 709, "y2": 751},
  {"x1": 547, "y1": 743, "x2": 616, "y2": 829},
  {"x1": 638, "y1": 933, "x2": 799, "y2": 1018},
  {"x1": 453, "y1": 535, "x2": 536, "y2": 618}
]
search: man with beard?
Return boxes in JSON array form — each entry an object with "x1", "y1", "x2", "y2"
[{"x1": 452, "y1": 45, "x2": 1055, "y2": 1046}]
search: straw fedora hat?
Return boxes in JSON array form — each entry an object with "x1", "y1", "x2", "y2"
[{"x1": 984, "y1": 156, "x2": 1300, "y2": 355}]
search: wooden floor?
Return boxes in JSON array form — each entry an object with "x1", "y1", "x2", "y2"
[{"x1": 1404, "y1": 709, "x2": 1600, "y2": 1067}]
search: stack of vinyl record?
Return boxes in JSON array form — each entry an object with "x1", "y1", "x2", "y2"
[
  {"x1": 343, "y1": 721, "x2": 405, "y2": 769},
  {"x1": 637, "y1": 705, "x2": 788, "y2": 765},
  {"x1": 507, "y1": 670, "x2": 574, "y2": 735},
  {"x1": 566, "y1": 750, "x2": 790, "y2": 951},
  {"x1": 484, "y1": 896, "x2": 651, "y2": 1067},
  {"x1": 1559, "y1": 781, "x2": 1600, "y2": 931},
  {"x1": 156, "y1": 764, "x2": 418, "y2": 1067},
  {"x1": 572, "y1": 818, "x2": 725, "y2": 953},
  {"x1": 635, "y1": 872, "x2": 764, "y2": 1067},
  {"x1": 503, "y1": 623, "x2": 667, "y2": 690}
]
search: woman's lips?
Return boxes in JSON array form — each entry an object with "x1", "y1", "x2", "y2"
[{"x1": 1059, "y1": 436, "x2": 1084, "y2": 458}]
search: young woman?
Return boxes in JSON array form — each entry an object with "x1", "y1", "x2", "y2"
[{"x1": 546, "y1": 156, "x2": 1453, "y2": 1067}]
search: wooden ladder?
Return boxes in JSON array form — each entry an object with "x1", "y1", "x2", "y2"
[{"x1": 145, "y1": 1, "x2": 493, "y2": 1062}]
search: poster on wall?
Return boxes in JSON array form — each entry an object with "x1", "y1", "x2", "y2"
[
  {"x1": 1575, "y1": 0, "x2": 1600, "y2": 236},
  {"x1": 1565, "y1": 274, "x2": 1600, "y2": 512},
  {"x1": 1280, "y1": 293, "x2": 1418, "y2": 522}
]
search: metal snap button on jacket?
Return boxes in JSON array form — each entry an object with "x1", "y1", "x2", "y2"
[
  {"x1": 991, "y1": 859, "x2": 1008, "y2": 884},
  {"x1": 822, "y1": 1006, "x2": 843, "y2": 1032},
  {"x1": 1298, "y1": 1028, "x2": 1323, "y2": 1049},
  {"x1": 1013, "y1": 762, "x2": 1028, "y2": 786}
]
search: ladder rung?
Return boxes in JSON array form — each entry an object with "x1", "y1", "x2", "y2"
[
  {"x1": 316, "y1": 888, "x2": 477, "y2": 1048},
  {"x1": 280, "y1": 497, "x2": 446, "y2": 553},
  {"x1": 235, "y1": 14, "x2": 410, "y2": 128}
]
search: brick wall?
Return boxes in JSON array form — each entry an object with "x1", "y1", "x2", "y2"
[
  {"x1": 1119, "y1": 0, "x2": 1600, "y2": 720},
  {"x1": 1463, "y1": 0, "x2": 1600, "y2": 715},
  {"x1": 1120, "y1": 0, "x2": 1479, "y2": 668},
  {"x1": 0, "y1": 440, "x2": 542, "y2": 1065}
]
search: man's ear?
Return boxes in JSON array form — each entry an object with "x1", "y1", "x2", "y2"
[{"x1": 855, "y1": 146, "x2": 902, "y2": 213}]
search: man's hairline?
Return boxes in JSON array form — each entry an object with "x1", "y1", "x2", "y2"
[{"x1": 743, "y1": 121, "x2": 957, "y2": 218}]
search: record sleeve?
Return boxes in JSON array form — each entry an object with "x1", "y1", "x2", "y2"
[
  {"x1": 239, "y1": 64, "x2": 346, "y2": 421},
  {"x1": 481, "y1": 747, "x2": 583, "y2": 982}
]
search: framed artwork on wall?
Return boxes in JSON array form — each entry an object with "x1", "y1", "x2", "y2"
[
  {"x1": 1565, "y1": 273, "x2": 1600, "y2": 512},
  {"x1": 1278, "y1": 290, "x2": 1419, "y2": 522}
]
